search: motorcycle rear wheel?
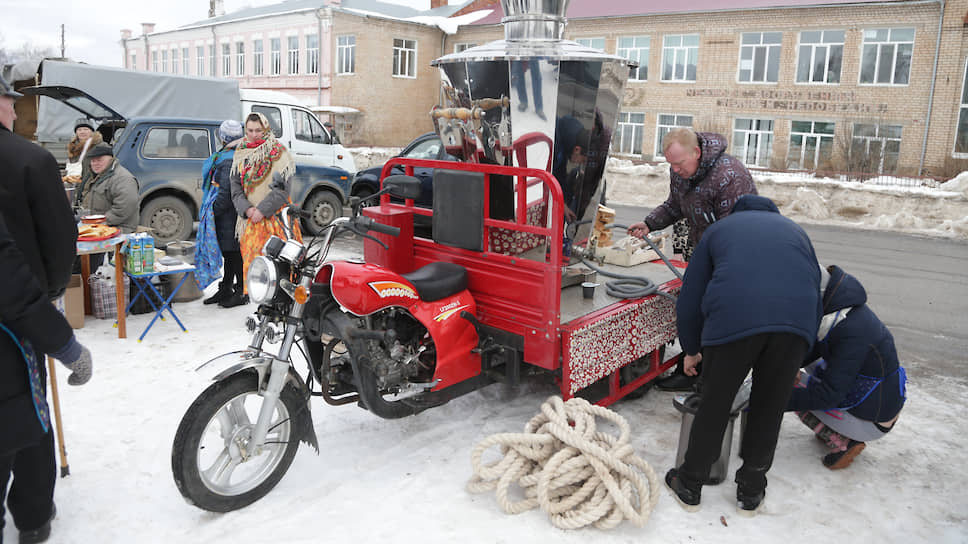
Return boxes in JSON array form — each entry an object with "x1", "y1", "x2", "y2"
[{"x1": 171, "y1": 371, "x2": 302, "y2": 512}]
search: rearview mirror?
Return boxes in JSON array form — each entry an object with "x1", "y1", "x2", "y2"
[{"x1": 382, "y1": 175, "x2": 421, "y2": 200}]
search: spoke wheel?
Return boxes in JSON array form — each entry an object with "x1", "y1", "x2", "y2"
[{"x1": 171, "y1": 372, "x2": 303, "y2": 512}]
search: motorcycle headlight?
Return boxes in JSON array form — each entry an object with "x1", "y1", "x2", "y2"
[{"x1": 247, "y1": 256, "x2": 279, "y2": 304}]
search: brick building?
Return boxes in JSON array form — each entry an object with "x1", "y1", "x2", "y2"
[{"x1": 121, "y1": 0, "x2": 968, "y2": 177}]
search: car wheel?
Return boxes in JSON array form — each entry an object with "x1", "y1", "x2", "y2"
[
  {"x1": 354, "y1": 186, "x2": 376, "y2": 208},
  {"x1": 302, "y1": 190, "x2": 343, "y2": 236},
  {"x1": 141, "y1": 195, "x2": 193, "y2": 246}
]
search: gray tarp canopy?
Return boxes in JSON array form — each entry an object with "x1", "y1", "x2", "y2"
[{"x1": 35, "y1": 59, "x2": 241, "y2": 143}]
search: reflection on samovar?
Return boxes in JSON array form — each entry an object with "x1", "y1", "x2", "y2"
[{"x1": 431, "y1": 0, "x2": 635, "y2": 247}]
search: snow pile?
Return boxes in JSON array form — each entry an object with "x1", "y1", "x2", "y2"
[{"x1": 941, "y1": 171, "x2": 968, "y2": 198}]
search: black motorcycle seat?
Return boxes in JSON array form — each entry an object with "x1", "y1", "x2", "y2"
[{"x1": 401, "y1": 262, "x2": 468, "y2": 302}]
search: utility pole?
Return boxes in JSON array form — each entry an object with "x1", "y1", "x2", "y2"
[{"x1": 60, "y1": 24, "x2": 65, "y2": 57}]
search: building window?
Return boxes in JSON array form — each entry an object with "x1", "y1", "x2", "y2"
[
  {"x1": 197, "y1": 46, "x2": 205, "y2": 75},
  {"x1": 130, "y1": 52, "x2": 137, "y2": 70},
  {"x1": 221, "y1": 43, "x2": 231, "y2": 76},
  {"x1": 182, "y1": 47, "x2": 190, "y2": 74},
  {"x1": 576, "y1": 38, "x2": 605, "y2": 51},
  {"x1": 787, "y1": 120, "x2": 835, "y2": 170},
  {"x1": 270, "y1": 38, "x2": 281, "y2": 75},
  {"x1": 454, "y1": 42, "x2": 477, "y2": 53},
  {"x1": 860, "y1": 28, "x2": 914, "y2": 85},
  {"x1": 287, "y1": 36, "x2": 299, "y2": 74},
  {"x1": 655, "y1": 114, "x2": 694, "y2": 157},
  {"x1": 796, "y1": 30, "x2": 844, "y2": 84},
  {"x1": 615, "y1": 112, "x2": 645, "y2": 155},
  {"x1": 161, "y1": 49, "x2": 168, "y2": 73},
  {"x1": 618, "y1": 36, "x2": 649, "y2": 81},
  {"x1": 171, "y1": 48, "x2": 179, "y2": 74},
  {"x1": 661, "y1": 34, "x2": 698, "y2": 82},
  {"x1": 733, "y1": 118, "x2": 774, "y2": 168},
  {"x1": 253, "y1": 40, "x2": 263, "y2": 76},
  {"x1": 337, "y1": 35, "x2": 355, "y2": 74},
  {"x1": 393, "y1": 38, "x2": 417, "y2": 78},
  {"x1": 956, "y1": 58, "x2": 968, "y2": 155},
  {"x1": 209, "y1": 44, "x2": 216, "y2": 76},
  {"x1": 306, "y1": 34, "x2": 318, "y2": 75},
  {"x1": 850, "y1": 124, "x2": 901, "y2": 173},
  {"x1": 236, "y1": 41, "x2": 244, "y2": 76},
  {"x1": 152, "y1": 50, "x2": 158, "y2": 72},
  {"x1": 738, "y1": 32, "x2": 781, "y2": 83}
]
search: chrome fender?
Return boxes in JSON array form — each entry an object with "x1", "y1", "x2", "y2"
[{"x1": 195, "y1": 350, "x2": 319, "y2": 451}]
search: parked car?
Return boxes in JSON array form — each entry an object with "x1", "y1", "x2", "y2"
[
  {"x1": 351, "y1": 132, "x2": 457, "y2": 206},
  {"x1": 23, "y1": 86, "x2": 351, "y2": 245}
]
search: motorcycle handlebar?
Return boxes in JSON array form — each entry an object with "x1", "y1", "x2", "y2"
[{"x1": 354, "y1": 216, "x2": 400, "y2": 237}]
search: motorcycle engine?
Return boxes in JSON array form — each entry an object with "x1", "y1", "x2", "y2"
[{"x1": 365, "y1": 310, "x2": 435, "y2": 390}]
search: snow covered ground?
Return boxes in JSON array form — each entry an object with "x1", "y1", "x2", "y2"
[{"x1": 6, "y1": 158, "x2": 967, "y2": 543}]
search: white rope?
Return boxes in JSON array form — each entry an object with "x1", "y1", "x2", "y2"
[{"x1": 467, "y1": 396, "x2": 661, "y2": 530}]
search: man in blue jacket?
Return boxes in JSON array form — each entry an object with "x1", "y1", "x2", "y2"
[
  {"x1": 788, "y1": 265, "x2": 905, "y2": 469},
  {"x1": 665, "y1": 195, "x2": 822, "y2": 516}
]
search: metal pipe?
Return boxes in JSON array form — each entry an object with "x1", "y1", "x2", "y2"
[
  {"x1": 316, "y1": 8, "x2": 323, "y2": 107},
  {"x1": 919, "y1": 0, "x2": 944, "y2": 176}
]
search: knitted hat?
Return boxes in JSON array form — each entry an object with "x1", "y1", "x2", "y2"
[
  {"x1": 219, "y1": 119, "x2": 244, "y2": 144},
  {"x1": 74, "y1": 118, "x2": 95, "y2": 132},
  {"x1": 87, "y1": 142, "x2": 114, "y2": 158}
]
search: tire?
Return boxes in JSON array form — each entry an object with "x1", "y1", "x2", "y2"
[
  {"x1": 141, "y1": 195, "x2": 193, "y2": 246},
  {"x1": 302, "y1": 190, "x2": 343, "y2": 237},
  {"x1": 353, "y1": 186, "x2": 376, "y2": 208},
  {"x1": 171, "y1": 372, "x2": 303, "y2": 512}
]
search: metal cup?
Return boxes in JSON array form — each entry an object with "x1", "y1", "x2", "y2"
[{"x1": 581, "y1": 281, "x2": 598, "y2": 299}]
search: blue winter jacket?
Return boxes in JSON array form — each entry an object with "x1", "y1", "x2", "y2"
[
  {"x1": 787, "y1": 265, "x2": 906, "y2": 422},
  {"x1": 676, "y1": 195, "x2": 822, "y2": 355}
]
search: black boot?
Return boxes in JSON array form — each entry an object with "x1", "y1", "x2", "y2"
[
  {"x1": 736, "y1": 485, "x2": 765, "y2": 516},
  {"x1": 203, "y1": 282, "x2": 232, "y2": 305},
  {"x1": 657, "y1": 354, "x2": 699, "y2": 392},
  {"x1": 665, "y1": 468, "x2": 701, "y2": 512},
  {"x1": 19, "y1": 503, "x2": 55, "y2": 543},
  {"x1": 218, "y1": 288, "x2": 249, "y2": 308}
]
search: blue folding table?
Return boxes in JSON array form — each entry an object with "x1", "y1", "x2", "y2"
[{"x1": 124, "y1": 265, "x2": 196, "y2": 342}]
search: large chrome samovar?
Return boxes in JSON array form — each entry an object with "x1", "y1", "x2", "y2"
[{"x1": 431, "y1": 0, "x2": 634, "y2": 248}]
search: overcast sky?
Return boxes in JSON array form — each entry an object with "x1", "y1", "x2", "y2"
[{"x1": 0, "y1": 0, "x2": 431, "y2": 68}]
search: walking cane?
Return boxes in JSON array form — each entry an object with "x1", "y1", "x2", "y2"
[{"x1": 46, "y1": 355, "x2": 71, "y2": 477}]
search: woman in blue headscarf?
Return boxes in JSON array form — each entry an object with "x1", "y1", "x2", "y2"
[{"x1": 196, "y1": 119, "x2": 246, "y2": 307}]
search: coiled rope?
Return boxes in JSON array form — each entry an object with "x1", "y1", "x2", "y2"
[{"x1": 467, "y1": 396, "x2": 660, "y2": 530}]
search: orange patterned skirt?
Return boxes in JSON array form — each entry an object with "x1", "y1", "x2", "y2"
[{"x1": 239, "y1": 214, "x2": 303, "y2": 294}]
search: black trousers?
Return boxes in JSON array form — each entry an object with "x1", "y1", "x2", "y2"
[
  {"x1": 0, "y1": 430, "x2": 56, "y2": 532},
  {"x1": 220, "y1": 250, "x2": 243, "y2": 291},
  {"x1": 680, "y1": 332, "x2": 807, "y2": 494}
]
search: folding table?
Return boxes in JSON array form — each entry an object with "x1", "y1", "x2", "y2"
[{"x1": 124, "y1": 265, "x2": 197, "y2": 342}]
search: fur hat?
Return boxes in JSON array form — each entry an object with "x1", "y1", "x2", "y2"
[
  {"x1": 219, "y1": 119, "x2": 243, "y2": 144},
  {"x1": 74, "y1": 118, "x2": 95, "y2": 132},
  {"x1": 87, "y1": 142, "x2": 114, "y2": 158}
]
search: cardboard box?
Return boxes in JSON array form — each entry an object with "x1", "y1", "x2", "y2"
[{"x1": 64, "y1": 274, "x2": 84, "y2": 329}]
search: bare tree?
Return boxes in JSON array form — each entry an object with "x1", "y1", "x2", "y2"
[{"x1": 0, "y1": 32, "x2": 56, "y2": 66}]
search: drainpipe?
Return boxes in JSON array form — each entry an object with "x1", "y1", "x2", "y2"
[
  {"x1": 143, "y1": 34, "x2": 149, "y2": 71},
  {"x1": 316, "y1": 8, "x2": 324, "y2": 107},
  {"x1": 918, "y1": 0, "x2": 944, "y2": 176},
  {"x1": 211, "y1": 25, "x2": 218, "y2": 76}
]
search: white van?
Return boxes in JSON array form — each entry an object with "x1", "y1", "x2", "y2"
[{"x1": 240, "y1": 89, "x2": 356, "y2": 174}]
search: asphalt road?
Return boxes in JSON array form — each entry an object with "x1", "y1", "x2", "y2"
[{"x1": 609, "y1": 203, "x2": 968, "y2": 381}]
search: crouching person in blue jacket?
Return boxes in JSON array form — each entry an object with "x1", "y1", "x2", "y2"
[{"x1": 788, "y1": 264, "x2": 906, "y2": 470}]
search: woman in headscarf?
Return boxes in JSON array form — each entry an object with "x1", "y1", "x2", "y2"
[
  {"x1": 65, "y1": 118, "x2": 102, "y2": 182},
  {"x1": 230, "y1": 112, "x2": 301, "y2": 301}
]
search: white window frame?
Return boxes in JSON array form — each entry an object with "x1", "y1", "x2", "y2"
[
  {"x1": 270, "y1": 38, "x2": 281, "y2": 76},
  {"x1": 738, "y1": 31, "x2": 782, "y2": 84},
  {"x1": 253, "y1": 40, "x2": 263, "y2": 76},
  {"x1": 796, "y1": 30, "x2": 845, "y2": 85},
  {"x1": 454, "y1": 42, "x2": 477, "y2": 53},
  {"x1": 655, "y1": 113, "x2": 694, "y2": 157},
  {"x1": 954, "y1": 58, "x2": 968, "y2": 157},
  {"x1": 209, "y1": 44, "x2": 217, "y2": 77},
  {"x1": 221, "y1": 43, "x2": 231, "y2": 77},
  {"x1": 337, "y1": 35, "x2": 355, "y2": 75},
  {"x1": 171, "y1": 48, "x2": 178, "y2": 74},
  {"x1": 618, "y1": 36, "x2": 649, "y2": 82},
  {"x1": 393, "y1": 38, "x2": 417, "y2": 78},
  {"x1": 152, "y1": 50, "x2": 159, "y2": 72},
  {"x1": 614, "y1": 112, "x2": 645, "y2": 156},
  {"x1": 196, "y1": 46, "x2": 205, "y2": 76},
  {"x1": 161, "y1": 49, "x2": 168, "y2": 73},
  {"x1": 661, "y1": 34, "x2": 698, "y2": 82},
  {"x1": 306, "y1": 34, "x2": 319, "y2": 75},
  {"x1": 851, "y1": 123, "x2": 902, "y2": 174},
  {"x1": 287, "y1": 36, "x2": 300, "y2": 75},
  {"x1": 182, "y1": 47, "x2": 190, "y2": 74},
  {"x1": 130, "y1": 52, "x2": 137, "y2": 70},
  {"x1": 576, "y1": 37, "x2": 606, "y2": 51},
  {"x1": 859, "y1": 27, "x2": 914, "y2": 86},
  {"x1": 733, "y1": 118, "x2": 774, "y2": 168},
  {"x1": 787, "y1": 120, "x2": 836, "y2": 170},
  {"x1": 235, "y1": 41, "x2": 244, "y2": 76}
]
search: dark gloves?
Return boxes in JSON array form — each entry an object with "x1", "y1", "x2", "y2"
[{"x1": 50, "y1": 336, "x2": 93, "y2": 385}]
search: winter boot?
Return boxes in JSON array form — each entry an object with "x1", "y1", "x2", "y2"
[
  {"x1": 203, "y1": 282, "x2": 232, "y2": 305},
  {"x1": 218, "y1": 288, "x2": 249, "y2": 308},
  {"x1": 664, "y1": 468, "x2": 701, "y2": 512},
  {"x1": 656, "y1": 354, "x2": 699, "y2": 392},
  {"x1": 736, "y1": 485, "x2": 765, "y2": 517},
  {"x1": 822, "y1": 440, "x2": 866, "y2": 470},
  {"x1": 19, "y1": 503, "x2": 55, "y2": 543}
]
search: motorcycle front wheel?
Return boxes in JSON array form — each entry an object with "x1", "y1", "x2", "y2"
[{"x1": 171, "y1": 371, "x2": 303, "y2": 512}]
